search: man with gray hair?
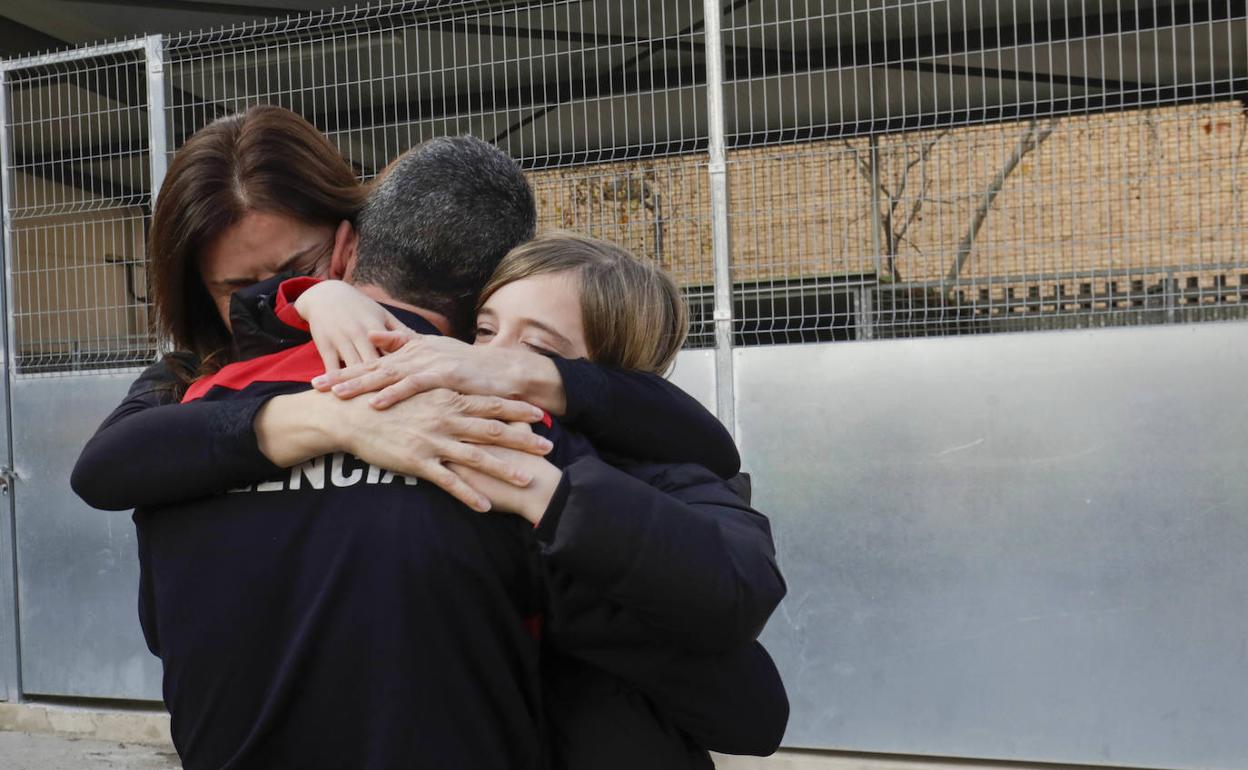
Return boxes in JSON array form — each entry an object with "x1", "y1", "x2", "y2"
[
  {"x1": 132, "y1": 135, "x2": 559, "y2": 770},
  {"x1": 351, "y1": 135, "x2": 537, "y2": 336}
]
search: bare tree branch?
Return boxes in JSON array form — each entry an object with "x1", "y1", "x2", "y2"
[
  {"x1": 1236, "y1": 104, "x2": 1248, "y2": 160},
  {"x1": 945, "y1": 118, "x2": 1059, "y2": 284},
  {"x1": 844, "y1": 132, "x2": 951, "y2": 281},
  {"x1": 841, "y1": 138, "x2": 892, "y2": 200},
  {"x1": 893, "y1": 130, "x2": 948, "y2": 245},
  {"x1": 883, "y1": 130, "x2": 948, "y2": 280}
]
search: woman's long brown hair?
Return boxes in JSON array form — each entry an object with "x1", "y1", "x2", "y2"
[{"x1": 148, "y1": 105, "x2": 365, "y2": 382}]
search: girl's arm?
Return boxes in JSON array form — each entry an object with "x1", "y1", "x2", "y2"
[
  {"x1": 451, "y1": 449, "x2": 785, "y2": 653},
  {"x1": 315, "y1": 331, "x2": 741, "y2": 478},
  {"x1": 550, "y1": 356, "x2": 740, "y2": 478},
  {"x1": 539, "y1": 457, "x2": 784, "y2": 652}
]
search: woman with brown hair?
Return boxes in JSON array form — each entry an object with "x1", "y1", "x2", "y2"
[
  {"x1": 74, "y1": 106, "x2": 556, "y2": 510},
  {"x1": 150, "y1": 104, "x2": 367, "y2": 377}
]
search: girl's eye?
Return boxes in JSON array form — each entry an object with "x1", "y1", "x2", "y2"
[
  {"x1": 474, "y1": 326, "x2": 495, "y2": 339},
  {"x1": 523, "y1": 341, "x2": 557, "y2": 357}
]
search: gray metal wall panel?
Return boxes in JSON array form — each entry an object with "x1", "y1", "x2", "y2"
[
  {"x1": 737, "y1": 323, "x2": 1248, "y2": 770},
  {"x1": 667, "y1": 349, "x2": 718, "y2": 417},
  {"x1": 11, "y1": 374, "x2": 161, "y2": 700}
]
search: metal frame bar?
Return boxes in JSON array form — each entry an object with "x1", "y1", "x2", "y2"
[
  {"x1": 702, "y1": 0, "x2": 734, "y2": 435},
  {"x1": 145, "y1": 35, "x2": 167, "y2": 208},
  {"x1": 146, "y1": 35, "x2": 170, "y2": 355},
  {"x1": 0, "y1": 67, "x2": 23, "y2": 703},
  {"x1": 70, "y1": 0, "x2": 303, "y2": 15},
  {"x1": 0, "y1": 67, "x2": 18, "y2": 421},
  {"x1": 0, "y1": 37, "x2": 149, "y2": 73}
]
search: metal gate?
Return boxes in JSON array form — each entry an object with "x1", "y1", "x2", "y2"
[{"x1": 0, "y1": 39, "x2": 166, "y2": 700}]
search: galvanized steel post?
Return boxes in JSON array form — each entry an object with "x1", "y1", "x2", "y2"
[
  {"x1": 145, "y1": 35, "x2": 168, "y2": 209},
  {"x1": 145, "y1": 35, "x2": 172, "y2": 356},
  {"x1": 702, "y1": 0, "x2": 735, "y2": 436},
  {"x1": 0, "y1": 69, "x2": 16, "y2": 387},
  {"x1": 0, "y1": 67, "x2": 21, "y2": 703}
]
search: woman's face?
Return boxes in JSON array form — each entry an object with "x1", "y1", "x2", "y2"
[
  {"x1": 198, "y1": 210, "x2": 337, "y2": 327},
  {"x1": 475, "y1": 271, "x2": 591, "y2": 360}
]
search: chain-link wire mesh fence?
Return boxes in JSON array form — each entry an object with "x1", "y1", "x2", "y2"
[{"x1": 1, "y1": 1, "x2": 1245, "y2": 374}]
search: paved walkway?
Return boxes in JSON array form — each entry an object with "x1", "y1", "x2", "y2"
[{"x1": 0, "y1": 731, "x2": 180, "y2": 770}]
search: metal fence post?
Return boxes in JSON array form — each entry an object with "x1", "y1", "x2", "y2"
[
  {"x1": 702, "y1": 0, "x2": 735, "y2": 436},
  {"x1": 145, "y1": 35, "x2": 168, "y2": 208},
  {"x1": 0, "y1": 68, "x2": 23, "y2": 702},
  {"x1": 145, "y1": 35, "x2": 171, "y2": 357}
]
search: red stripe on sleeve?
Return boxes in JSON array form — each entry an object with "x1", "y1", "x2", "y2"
[{"x1": 182, "y1": 342, "x2": 327, "y2": 403}]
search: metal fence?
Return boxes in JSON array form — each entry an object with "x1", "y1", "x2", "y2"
[{"x1": 1, "y1": 1, "x2": 1245, "y2": 375}]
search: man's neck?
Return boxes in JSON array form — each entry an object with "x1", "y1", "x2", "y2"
[{"x1": 353, "y1": 283, "x2": 453, "y2": 336}]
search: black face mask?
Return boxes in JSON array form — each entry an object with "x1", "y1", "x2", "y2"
[{"x1": 227, "y1": 274, "x2": 314, "y2": 363}]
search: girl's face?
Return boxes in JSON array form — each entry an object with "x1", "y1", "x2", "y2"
[
  {"x1": 475, "y1": 271, "x2": 591, "y2": 360},
  {"x1": 198, "y1": 210, "x2": 337, "y2": 328}
]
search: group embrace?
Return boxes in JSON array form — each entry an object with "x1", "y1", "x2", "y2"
[{"x1": 72, "y1": 105, "x2": 788, "y2": 770}]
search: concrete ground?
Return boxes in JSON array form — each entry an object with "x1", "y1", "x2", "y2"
[
  {"x1": 0, "y1": 702, "x2": 1068, "y2": 770},
  {"x1": 0, "y1": 731, "x2": 180, "y2": 770}
]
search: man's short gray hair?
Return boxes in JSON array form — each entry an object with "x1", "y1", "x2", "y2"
[{"x1": 353, "y1": 135, "x2": 536, "y2": 336}]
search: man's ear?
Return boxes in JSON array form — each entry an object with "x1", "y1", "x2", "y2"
[{"x1": 329, "y1": 220, "x2": 359, "y2": 281}]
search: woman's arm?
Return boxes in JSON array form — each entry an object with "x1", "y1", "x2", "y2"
[
  {"x1": 315, "y1": 332, "x2": 741, "y2": 477},
  {"x1": 72, "y1": 362, "x2": 553, "y2": 513},
  {"x1": 71, "y1": 358, "x2": 283, "y2": 511}
]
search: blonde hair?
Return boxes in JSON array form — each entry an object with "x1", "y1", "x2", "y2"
[{"x1": 479, "y1": 231, "x2": 688, "y2": 374}]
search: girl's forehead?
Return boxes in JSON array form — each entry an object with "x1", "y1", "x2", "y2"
[{"x1": 486, "y1": 272, "x2": 580, "y2": 309}]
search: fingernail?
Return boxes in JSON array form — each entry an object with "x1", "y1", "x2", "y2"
[
  {"x1": 368, "y1": 396, "x2": 387, "y2": 408},
  {"x1": 476, "y1": 498, "x2": 492, "y2": 512},
  {"x1": 332, "y1": 383, "x2": 351, "y2": 395},
  {"x1": 537, "y1": 438, "x2": 553, "y2": 452},
  {"x1": 513, "y1": 471, "x2": 533, "y2": 486},
  {"x1": 529, "y1": 406, "x2": 545, "y2": 420},
  {"x1": 311, "y1": 375, "x2": 328, "y2": 388}
]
